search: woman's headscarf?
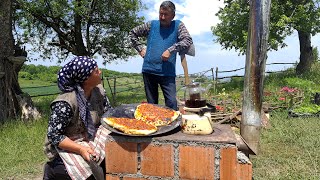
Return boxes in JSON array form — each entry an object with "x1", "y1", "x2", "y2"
[{"x1": 57, "y1": 56, "x2": 98, "y2": 138}]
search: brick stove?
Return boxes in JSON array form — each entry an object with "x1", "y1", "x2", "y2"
[{"x1": 104, "y1": 124, "x2": 252, "y2": 180}]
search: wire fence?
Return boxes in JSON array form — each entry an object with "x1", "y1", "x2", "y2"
[{"x1": 22, "y1": 62, "x2": 296, "y2": 104}]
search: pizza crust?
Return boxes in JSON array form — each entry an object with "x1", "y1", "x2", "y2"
[
  {"x1": 170, "y1": 111, "x2": 180, "y2": 123},
  {"x1": 103, "y1": 117, "x2": 157, "y2": 135}
]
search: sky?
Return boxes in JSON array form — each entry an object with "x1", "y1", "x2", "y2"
[{"x1": 27, "y1": 0, "x2": 320, "y2": 77}]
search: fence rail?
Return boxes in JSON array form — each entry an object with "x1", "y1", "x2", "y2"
[{"x1": 22, "y1": 62, "x2": 296, "y2": 104}]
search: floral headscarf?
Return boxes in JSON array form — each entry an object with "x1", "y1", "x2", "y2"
[{"x1": 57, "y1": 56, "x2": 98, "y2": 138}]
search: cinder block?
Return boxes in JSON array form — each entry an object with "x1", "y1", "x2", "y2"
[
  {"x1": 140, "y1": 143, "x2": 174, "y2": 177},
  {"x1": 105, "y1": 141, "x2": 138, "y2": 173},
  {"x1": 179, "y1": 145, "x2": 215, "y2": 179}
]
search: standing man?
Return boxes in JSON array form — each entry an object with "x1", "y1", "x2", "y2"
[{"x1": 129, "y1": 1, "x2": 193, "y2": 110}]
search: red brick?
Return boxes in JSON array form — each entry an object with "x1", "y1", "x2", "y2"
[
  {"x1": 237, "y1": 163, "x2": 252, "y2": 180},
  {"x1": 140, "y1": 143, "x2": 174, "y2": 177},
  {"x1": 105, "y1": 142, "x2": 138, "y2": 173},
  {"x1": 105, "y1": 174, "x2": 120, "y2": 180},
  {"x1": 179, "y1": 145, "x2": 215, "y2": 179},
  {"x1": 123, "y1": 177, "x2": 147, "y2": 180},
  {"x1": 220, "y1": 147, "x2": 237, "y2": 180}
]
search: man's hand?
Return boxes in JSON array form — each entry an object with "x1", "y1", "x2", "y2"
[
  {"x1": 161, "y1": 50, "x2": 171, "y2": 61},
  {"x1": 139, "y1": 48, "x2": 146, "y2": 58}
]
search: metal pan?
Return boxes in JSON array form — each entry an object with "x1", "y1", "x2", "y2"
[{"x1": 101, "y1": 103, "x2": 181, "y2": 137}]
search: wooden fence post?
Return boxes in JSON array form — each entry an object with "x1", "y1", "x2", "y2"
[
  {"x1": 211, "y1": 68, "x2": 216, "y2": 95},
  {"x1": 113, "y1": 77, "x2": 117, "y2": 105},
  {"x1": 101, "y1": 71, "x2": 104, "y2": 88},
  {"x1": 215, "y1": 67, "x2": 218, "y2": 94}
]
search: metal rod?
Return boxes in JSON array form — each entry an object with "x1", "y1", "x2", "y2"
[{"x1": 241, "y1": 0, "x2": 272, "y2": 155}]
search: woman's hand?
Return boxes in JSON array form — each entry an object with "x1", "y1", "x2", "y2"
[
  {"x1": 58, "y1": 137, "x2": 98, "y2": 162},
  {"x1": 79, "y1": 146, "x2": 96, "y2": 162}
]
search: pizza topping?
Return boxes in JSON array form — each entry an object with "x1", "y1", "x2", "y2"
[
  {"x1": 103, "y1": 117, "x2": 157, "y2": 135},
  {"x1": 134, "y1": 103, "x2": 179, "y2": 126}
]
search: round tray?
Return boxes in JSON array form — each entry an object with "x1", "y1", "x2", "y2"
[{"x1": 101, "y1": 103, "x2": 181, "y2": 137}]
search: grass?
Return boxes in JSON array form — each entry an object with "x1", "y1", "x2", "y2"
[
  {"x1": 251, "y1": 111, "x2": 320, "y2": 179},
  {"x1": 19, "y1": 79, "x2": 55, "y2": 87},
  {"x1": 1, "y1": 62, "x2": 320, "y2": 179},
  {"x1": 22, "y1": 86, "x2": 60, "y2": 97},
  {"x1": 0, "y1": 119, "x2": 48, "y2": 179}
]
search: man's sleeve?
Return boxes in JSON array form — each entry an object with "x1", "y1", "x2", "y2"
[
  {"x1": 128, "y1": 22, "x2": 151, "y2": 53},
  {"x1": 167, "y1": 21, "x2": 193, "y2": 54},
  {"x1": 179, "y1": 43, "x2": 195, "y2": 56}
]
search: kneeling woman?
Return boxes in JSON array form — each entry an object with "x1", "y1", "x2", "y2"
[{"x1": 43, "y1": 56, "x2": 112, "y2": 179}]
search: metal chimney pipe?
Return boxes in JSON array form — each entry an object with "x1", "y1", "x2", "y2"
[{"x1": 241, "y1": 0, "x2": 271, "y2": 155}]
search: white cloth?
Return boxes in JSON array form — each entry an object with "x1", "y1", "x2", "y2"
[
  {"x1": 57, "y1": 125, "x2": 111, "y2": 180},
  {"x1": 180, "y1": 44, "x2": 195, "y2": 57}
]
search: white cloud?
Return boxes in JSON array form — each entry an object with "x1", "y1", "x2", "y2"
[
  {"x1": 176, "y1": 0, "x2": 224, "y2": 36},
  {"x1": 142, "y1": 0, "x2": 224, "y2": 36}
]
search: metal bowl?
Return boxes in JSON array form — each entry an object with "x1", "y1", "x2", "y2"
[{"x1": 101, "y1": 103, "x2": 181, "y2": 137}]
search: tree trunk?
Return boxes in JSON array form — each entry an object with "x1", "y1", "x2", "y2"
[
  {"x1": 74, "y1": 0, "x2": 88, "y2": 56},
  {"x1": 0, "y1": 0, "x2": 20, "y2": 122},
  {"x1": 296, "y1": 30, "x2": 314, "y2": 75},
  {"x1": 0, "y1": 0, "x2": 41, "y2": 122}
]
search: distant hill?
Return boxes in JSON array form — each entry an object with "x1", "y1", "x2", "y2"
[{"x1": 19, "y1": 64, "x2": 140, "y2": 84}]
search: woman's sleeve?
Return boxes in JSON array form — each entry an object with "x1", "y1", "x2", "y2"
[
  {"x1": 103, "y1": 93, "x2": 113, "y2": 113},
  {"x1": 47, "y1": 101, "x2": 73, "y2": 146}
]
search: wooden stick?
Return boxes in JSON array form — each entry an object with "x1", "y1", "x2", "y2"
[
  {"x1": 216, "y1": 110, "x2": 242, "y2": 124},
  {"x1": 180, "y1": 54, "x2": 190, "y2": 85}
]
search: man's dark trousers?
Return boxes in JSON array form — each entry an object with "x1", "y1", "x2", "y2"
[{"x1": 142, "y1": 72, "x2": 177, "y2": 110}]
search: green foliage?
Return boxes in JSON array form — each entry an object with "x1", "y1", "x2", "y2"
[
  {"x1": 19, "y1": 64, "x2": 60, "y2": 83},
  {"x1": 19, "y1": 64, "x2": 141, "y2": 85},
  {"x1": 21, "y1": 64, "x2": 60, "y2": 74},
  {"x1": 222, "y1": 76, "x2": 244, "y2": 92},
  {"x1": 284, "y1": 77, "x2": 318, "y2": 94},
  {"x1": 303, "y1": 61, "x2": 320, "y2": 84},
  {"x1": 211, "y1": 1, "x2": 250, "y2": 54},
  {"x1": 101, "y1": 69, "x2": 140, "y2": 78},
  {"x1": 19, "y1": 71, "x2": 33, "y2": 80},
  {"x1": 216, "y1": 62, "x2": 320, "y2": 113},
  {"x1": 264, "y1": 68, "x2": 296, "y2": 89},
  {"x1": 15, "y1": 0, "x2": 145, "y2": 63},
  {"x1": 292, "y1": 104, "x2": 320, "y2": 114},
  {"x1": 313, "y1": 46, "x2": 319, "y2": 61},
  {"x1": 212, "y1": 0, "x2": 320, "y2": 54}
]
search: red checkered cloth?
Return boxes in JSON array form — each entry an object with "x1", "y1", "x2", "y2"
[{"x1": 57, "y1": 125, "x2": 110, "y2": 180}]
